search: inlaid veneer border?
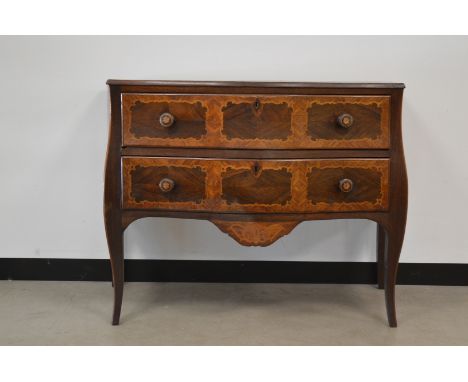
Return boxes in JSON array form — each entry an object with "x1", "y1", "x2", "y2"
[
  {"x1": 122, "y1": 157, "x2": 389, "y2": 213},
  {"x1": 122, "y1": 94, "x2": 390, "y2": 149}
]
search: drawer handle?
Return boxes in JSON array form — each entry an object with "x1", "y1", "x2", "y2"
[
  {"x1": 159, "y1": 178, "x2": 175, "y2": 193},
  {"x1": 339, "y1": 178, "x2": 354, "y2": 193},
  {"x1": 337, "y1": 113, "x2": 354, "y2": 129},
  {"x1": 159, "y1": 112, "x2": 175, "y2": 128}
]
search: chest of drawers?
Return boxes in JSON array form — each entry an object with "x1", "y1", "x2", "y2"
[{"x1": 104, "y1": 80, "x2": 407, "y2": 327}]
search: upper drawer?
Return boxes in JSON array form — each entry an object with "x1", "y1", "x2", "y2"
[{"x1": 122, "y1": 94, "x2": 390, "y2": 149}]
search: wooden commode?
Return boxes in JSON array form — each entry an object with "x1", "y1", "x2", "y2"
[{"x1": 104, "y1": 80, "x2": 407, "y2": 327}]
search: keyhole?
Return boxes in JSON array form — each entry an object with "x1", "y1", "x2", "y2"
[
  {"x1": 253, "y1": 162, "x2": 261, "y2": 176},
  {"x1": 254, "y1": 98, "x2": 260, "y2": 111}
]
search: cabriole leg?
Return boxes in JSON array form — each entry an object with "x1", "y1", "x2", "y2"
[
  {"x1": 104, "y1": 212, "x2": 124, "y2": 326},
  {"x1": 110, "y1": 233, "x2": 124, "y2": 325},
  {"x1": 383, "y1": 222, "x2": 406, "y2": 327},
  {"x1": 376, "y1": 224, "x2": 386, "y2": 290}
]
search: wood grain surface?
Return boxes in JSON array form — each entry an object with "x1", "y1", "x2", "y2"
[
  {"x1": 122, "y1": 94, "x2": 390, "y2": 149},
  {"x1": 106, "y1": 80, "x2": 406, "y2": 327},
  {"x1": 122, "y1": 157, "x2": 389, "y2": 213},
  {"x1": 211, "y1": 220, "x2": 300, "y2": 247}
]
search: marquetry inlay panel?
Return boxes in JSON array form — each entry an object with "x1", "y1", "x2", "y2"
[
  {"x1": 122, "y1": 157, "x2": 389, "y2": 213},
  {"x1": 122, "y1": 94, "x2": 390, "y2": 149},
  {"x1": 211, "y1": 220, "x2": 300, "y2": 247}
]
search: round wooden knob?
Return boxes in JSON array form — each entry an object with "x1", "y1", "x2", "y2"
[
  {"x1": 339, "y1": 178, "x2": 354, "y2": 193},
  {"x1": 159, "y1": 178, "x2": 175, "y2": 193},
  {"x1": 159, "y1": 112, "x2": 175, "y2": 128},
  {"x1": 337, "y1": 113, "x2": 354, "y2": 128}
]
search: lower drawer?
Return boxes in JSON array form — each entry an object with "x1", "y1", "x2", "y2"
[{"x1": 122, "y1": 157, "x2": 389, "y2": 213}]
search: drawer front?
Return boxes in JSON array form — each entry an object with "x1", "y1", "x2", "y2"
[
  {"x1": 122, "y1": 157, "x2": 389, "y2": 213},
  {"x1": 122, "y1": 94, "x2": 390, "y2": 149}
]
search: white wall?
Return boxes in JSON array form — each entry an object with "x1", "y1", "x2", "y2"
[{"x1": 0, "y1": 36, "x2": 467, "y2": 263}]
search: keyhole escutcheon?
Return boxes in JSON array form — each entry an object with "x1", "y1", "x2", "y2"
[{"x1": 254, "y1": 98, "x2": 260, "y2": 111}]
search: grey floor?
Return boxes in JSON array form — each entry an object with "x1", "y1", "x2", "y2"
[{"x1": 0, "y1": 281, "x2": 466, "y2": 345}]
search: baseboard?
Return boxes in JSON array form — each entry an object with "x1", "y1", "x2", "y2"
[{"x1": 0, "y1": 258, "x2": 467, "y2": 285}]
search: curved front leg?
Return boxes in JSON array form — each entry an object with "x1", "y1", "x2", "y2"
[
  {"x1": 376, "y1": 224, "x2": 386, "y2": 289},
  {"x1": 104, "y1": 84, "x2": 125, "y2": 325},
  {"x1": 382, "y1": 145, "x2": 408, "y2": 326},
  {"x1": 104, "y1": 212, "x2": 124, "y2": 325},
  {"x1": 383, "y1": 221, "x2": 406, "y2": 327},
  {"x1": 110, "y1": 229, "x2": 124, "y2": 326}
]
